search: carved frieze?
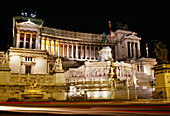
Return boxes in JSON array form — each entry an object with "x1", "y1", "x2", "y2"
[{"x1": 9, "y1": 75, "x2": 55, "y2": 85}]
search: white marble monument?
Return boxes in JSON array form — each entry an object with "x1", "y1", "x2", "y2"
[{"x1": 98, "y1": 46, "x2": 112, "y2": 62}]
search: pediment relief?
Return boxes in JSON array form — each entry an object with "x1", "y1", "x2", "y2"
[
  {"x1": 125, "y1": 34, "x2": 141, "y2": 40},
  {"x1": 17, "y1": 19, "x2": 41, "y2": 28}
]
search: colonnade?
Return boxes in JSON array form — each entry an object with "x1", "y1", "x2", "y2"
[
  {"x1": 16, "y1": 29, "x2": 40, "y2": 49},
  {"x1": 15, "y1": 30, "x2": 141, "y2": 61},
  {"x1": 41, "y1": 37, "x2": 101, "y2": 60},
  {"x1": 128, "y1": 41, "x2": 141, "y2": 60}
]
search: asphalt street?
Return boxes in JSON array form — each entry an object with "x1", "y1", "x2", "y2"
[{"x1": 1, "y1": 105, "x2": 170, "y2": 116}]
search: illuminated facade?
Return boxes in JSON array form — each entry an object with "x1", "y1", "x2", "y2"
[
  {"x1": 0, "y1": 16, "x2": 157, "y2": 101},
  {"x1": 11, "y1": 16, "x2": 144, "y2": 75},
  {"x1": 13, "y1": 17, "x2": 142, "y2": 60}
]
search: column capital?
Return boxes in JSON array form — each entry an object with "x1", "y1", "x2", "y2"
[
  {"x1": 43, "y1": 36, "x2": 47, "y2": 40},
  {"x1": 62, "y1": 41, "x2": 67, "y2": 44},
  {"x1": 56, "y1": 39, "x2": 60, "y2": 42}
]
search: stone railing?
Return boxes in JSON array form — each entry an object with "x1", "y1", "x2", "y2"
[
  {"x1": 65, "y1": 61, "x2": 137, "y2": 83},
  {"x1": 64, "y1": 60, "x2": 155, "y2": 87},
  {"x1": 42, "y1": 27, "x2": 103, "y2": 42},
  {"x1": 136, "y1": 71, "x2": 154, "y2": 83}
]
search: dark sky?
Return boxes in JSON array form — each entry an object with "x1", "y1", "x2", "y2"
[{"x1": 0, "y1": 0, "x2": 170, "y2": 59}]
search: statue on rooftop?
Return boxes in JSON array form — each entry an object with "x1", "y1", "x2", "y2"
[
  {"x1": 101, "y1": 32, "x2": 109, "y2": 44},
  {"x1": 21, "y1": 8, "x2": 37, "y2": 18},
  {"x1": 116, "y1": 22, "x2": 128, "y2": 30}
]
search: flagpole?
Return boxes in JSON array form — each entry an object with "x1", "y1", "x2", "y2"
[
  {"x1": 108, "y1": 21, "x2": 117, "y2": 98},
  {"x1": 109, "y1": 21, "x2": 112, "y2": 55},
  {"x1": 109, "y1": 21, "x2": 113, "y2": 62},
  {"x1": 108, "y1": 21, "x2": 117, "y2": 82}
]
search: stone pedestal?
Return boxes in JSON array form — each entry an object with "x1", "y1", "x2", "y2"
[
  {"x1": 140, "y1": 57, "x2": 157, "y2": 77},
  {"x1": 152, "y1": 64, "x2": 170, "y2": 100},
  {"x1": 54, "y1": 73, "x2": 65, "y2": 85}
]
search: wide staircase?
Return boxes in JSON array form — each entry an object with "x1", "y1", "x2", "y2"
[{"x1": 61, "y1": 57, "x2": 85, "y2": 71}]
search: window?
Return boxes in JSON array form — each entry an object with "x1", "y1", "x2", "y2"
[{"x1": 25, "y1": 57, "x2": 33, "y2": 61}]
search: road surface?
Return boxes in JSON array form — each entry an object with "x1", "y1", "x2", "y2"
[{"x1": 1, "y1": 105, "x2": 170, "y2": 116}]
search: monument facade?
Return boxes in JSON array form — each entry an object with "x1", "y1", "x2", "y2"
[{"x1": 0, "y1": 15, "x2": 157, "y2": 101}]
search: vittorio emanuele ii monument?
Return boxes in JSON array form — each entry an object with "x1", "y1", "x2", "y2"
[{"x1": 0, "y1": 11, "x2": 157, "y2": 101}]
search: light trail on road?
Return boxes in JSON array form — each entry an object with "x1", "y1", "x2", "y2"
[{"x1": 1, "y1": 105, "x2": 170, "y2": 116}]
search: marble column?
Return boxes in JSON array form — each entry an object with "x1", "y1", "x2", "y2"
[
  {"x1": 137, "y1": 41, "x2": 141, "y2": 58},
  {"x1": 94, "y1": 46, "x2": 96, "y2": 60},
  {"x1": 89, "y1": 45, "x2": 91, "y2": 60},
  {"x1": 85, "y1": 45, "x2": 87, "y2": 59},
  {"x1": 16, "y1": 29, "x2": 20, "y2": 48},
  {"x1": 63, "y1": 43, "x2": 65, "y2": 57},
  {"x1": 67, "y1": 42, "x2": 69, "y2": 58},
  {"x1": 49, "y1": 39, "x2": 51, "y2": 55},
  {"x1": 71, "y1": 43, "x2": 74, "y2": 58},
  {"x1": 44, "y1": 38, "x2": 46, "y2": 50},
  {"x1": 80, "y1": 44, "x2": 83, "y2": 59},
  {"x1": 23, "y1": 31, "x2": 26, "y2": 48},
  {"x1": 115, "y1": 45, "x2": 118, "y2": 60},
  {"x1": 54, "y1": 40, "x2": 56, "y2": 55},
  {"x1": 125, "y1": 40, "x2": 128, "y2": 58},
  {"x1": 117, "y1": 41, "x2": 121, "y2": 59},
  {"x1": 75, "y1": 43, "x2": 78, "y2": 59},
  {"x1": 58, "y1": 41, "x2": 60, "y2": 57},
  {"x1": 129, "y1": 42, "x2": 132, "y2": 59},
  {"x1": 116, "y1": 67, "x2": 119, "y2": 76},
  {"x1": 98, "y1": 46, "x2": 100, "y2": 59},
  {"x1": 119, "y1": 66, "x2": 122, "y2": 77},
  {"x1": 133, "y1": 43, "x2": 136, "y2": 60},
  {"x1": 29, "y1": 32, "x2": 32, "y2": 49},
  {"x1": 35, "y1": 31, "x2": 39, "y2": 49}
]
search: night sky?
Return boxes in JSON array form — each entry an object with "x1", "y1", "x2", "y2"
[{"x1": 0, "y1": 0, "x2": 170, "y2": 60}]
